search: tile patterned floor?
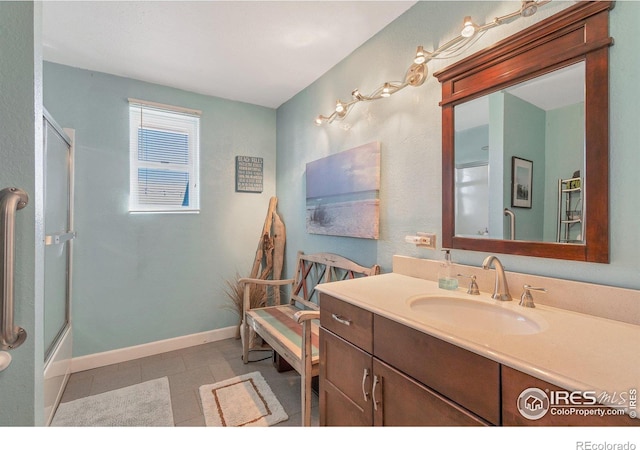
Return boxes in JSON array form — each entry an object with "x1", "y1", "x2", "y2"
[{"x1": 57, "y1": 338, "x2": 319, "y2": 426}]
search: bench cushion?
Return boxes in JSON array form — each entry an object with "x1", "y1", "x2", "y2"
[{"x1": 246, "y1": 305, "x2": 320, "y2": 363}]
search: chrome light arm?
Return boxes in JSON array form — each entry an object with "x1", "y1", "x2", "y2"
[{"x1": 314, "y1": 0, "x2": 553, "y2": 125}]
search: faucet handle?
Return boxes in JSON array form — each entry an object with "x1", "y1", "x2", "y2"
[
  {"x1": 457, "y1": 273, "x2": 480, "y2": 295},
  {"x1": 520, "y1": 284, "x2": 546, "y2": 308}
]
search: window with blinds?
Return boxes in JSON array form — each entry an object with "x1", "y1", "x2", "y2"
[{"x1": 129, "y1": 100, "x2": 200, "y2": 213}]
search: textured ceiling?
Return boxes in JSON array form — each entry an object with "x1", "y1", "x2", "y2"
[{"x1": 42, "y1": 1, "x2": 417, "y2": 108}]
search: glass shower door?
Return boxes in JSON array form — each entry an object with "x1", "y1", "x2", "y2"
[
  {"x1": 43, "y1": 111, "x2": 75, "y2": 425},
  {"x1": 455, "y1": 164, "x2": 489, "y2": 238},
  {"x1": 43, "y1": 112, "x2": 74, "y2": 362}
]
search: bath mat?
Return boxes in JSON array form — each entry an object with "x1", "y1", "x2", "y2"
[
  {"x1": 51, "y1": 377, "x2": 174, "y2": 426},
  {"x1": 199, "y1": 371, "x2": 288, "y2": 427}
]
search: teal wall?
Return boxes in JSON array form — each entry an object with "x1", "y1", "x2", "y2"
[
  {"x1": 0, "y1": 1, "x2": 45, "y2": 426},
  {"x1": 503, "y1": 92, "x2": 546, "y2": 241},
  {"x1": 488, "y1": 91, "x2": 506, "y2": 239},
  {"x1": 276, "y1": 0, "x2": 640, "y2": 290},
  {"x1": 43, "y1": 63, "x2": 277, "y2": 357},
  {"x1": 544, "y1": 102, "x2": 584, "y2": 241}
]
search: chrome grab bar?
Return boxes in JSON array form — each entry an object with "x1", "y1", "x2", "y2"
[
  {"x1": 504, "y1": 208, "x2": 516, "y2": 240},
  {"x1": 1, "y1": 187, "x2": 28, "y2": 351}
]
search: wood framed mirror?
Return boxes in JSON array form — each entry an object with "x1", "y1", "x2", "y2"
[{"x1": 434, "y1": 1, "x2": 613, "y2": 263}]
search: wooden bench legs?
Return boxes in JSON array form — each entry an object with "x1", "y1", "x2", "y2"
[
  {"x1": 296, "y1": 310, "x2": 320, "y2": 426},
  {"x1": 241, "y1": 318, "x2": 250, "y2": 364}
]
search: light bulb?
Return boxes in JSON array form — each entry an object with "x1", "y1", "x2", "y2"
[
  {"x1": 381, "y1": 83, "x2": 391, "y2": 98},
  {"x1": 314, "y1": 116, "x2": 323, "y2": 125},
  {"x1": 521, "y1": 1, "x2": 538, "y2": 17},
  {"x1": 335, "y1": 100, "x2": 344, "y2": 113},
  {"x1": 414, "y1": 45, "x2": 426, "y2": 65},
  {"x1": 461, "y1": 16, "x2": 477, "y2": 38}
]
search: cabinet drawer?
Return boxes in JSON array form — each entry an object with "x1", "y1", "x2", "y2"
[
  {"x1": 320, "y1": 293, "x2": 373, "y2": 353},
  {"x1": 502, "y1": 365, "x2": 639, "y2": 426},
  {"x1": 374, "y1": 315, "x2": 501, "y2": 425}
]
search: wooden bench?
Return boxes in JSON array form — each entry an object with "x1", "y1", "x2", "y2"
[{"x1": 239, "y1": 251, "x2": 380, "y2": 426}]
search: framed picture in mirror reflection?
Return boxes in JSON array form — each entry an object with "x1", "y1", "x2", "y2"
[{"x1": 512, "y1": 157, "x2": 532, "y2": 208}]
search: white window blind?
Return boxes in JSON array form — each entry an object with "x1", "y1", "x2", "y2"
[{"x1": 129, "y1": 100, "x2": 200, "y2": 213}]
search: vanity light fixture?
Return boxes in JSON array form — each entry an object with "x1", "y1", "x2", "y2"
[{"x1": 314, "y1": 0, "x2": 552, "y2": 125}]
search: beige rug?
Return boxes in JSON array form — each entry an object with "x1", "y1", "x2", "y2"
[
  {"x1": 199, "y1": 371, "x2": 288, "y2": 427},
  {"x1": 51, "y1": 377, "x2": 174, "y2": 426}
]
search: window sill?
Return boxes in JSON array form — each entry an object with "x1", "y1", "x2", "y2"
[{"x1": 128, "y1": 209, "x2": 200, "y2": 215}]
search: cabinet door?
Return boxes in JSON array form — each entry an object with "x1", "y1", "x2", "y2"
[
  {"x1": 372, "y1": 359, "x2": 488, "y2": 426},
  {"x1": 374, "y1": 315, "x2": 500, "y2": 424},
  {"x1": 320, "y1": 328, "x2": 373, "y2": 426}
]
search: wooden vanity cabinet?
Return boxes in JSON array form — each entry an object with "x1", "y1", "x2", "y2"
[
  {"x1": 320, "y1": 294, "x2": 638, "y2": 427},
  {"x1": 319, "y1": 293, "x2": 492, "y2": 426},
  {"x1": 319, "y1": 328, "x2": 487, "y2": 426}
]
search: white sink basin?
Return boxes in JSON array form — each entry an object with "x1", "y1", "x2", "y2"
[{"x1": 406, "y1": 295, "x2": 546, "y2": 335}]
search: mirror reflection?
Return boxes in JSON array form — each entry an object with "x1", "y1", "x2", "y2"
[{"x1": 454, "y1": 62, "x2": 585, "y2": 243}]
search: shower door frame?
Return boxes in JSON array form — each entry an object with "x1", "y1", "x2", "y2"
[{"x1": 42, "y1": 109, "x2": 75, "y2": 426}]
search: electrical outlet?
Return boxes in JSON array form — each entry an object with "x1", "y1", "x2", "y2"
[
  {"x1": 417, "y1": 232, "x2": 436, "y2": 249},
  {"x1": 405, "y1": 232, "x2": 437, "y2": 249}
]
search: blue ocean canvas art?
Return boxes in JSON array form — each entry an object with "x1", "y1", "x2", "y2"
[{"x1": 306, "y1": 142, "x2": 380, "y2": 239}]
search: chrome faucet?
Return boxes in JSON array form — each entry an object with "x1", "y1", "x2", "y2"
[{"x1": 482, "y1": 255, "x2": 512, "y2": 301}]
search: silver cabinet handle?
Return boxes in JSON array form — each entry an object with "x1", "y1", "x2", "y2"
[
  {"x1": 331, "y1": 313, "x2": 351, "y2": 326},
  {"x1": 361, "y1": 368, "x2": 370, "y2": 402},
  {"x1": 372, "y1": 375, "x2": 381, "y2": 411}
]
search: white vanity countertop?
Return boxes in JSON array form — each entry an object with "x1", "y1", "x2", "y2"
[{"x1": 316, "y1": 273, "x2": 640, "y2": 408}]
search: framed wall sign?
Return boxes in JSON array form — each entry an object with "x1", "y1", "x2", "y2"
[
  {"x1": 236, "y1": 156, "x2": 263, "y2": 193},
  {"x1": 512, "y1": 156, "x2": 533, "y2": 208}
]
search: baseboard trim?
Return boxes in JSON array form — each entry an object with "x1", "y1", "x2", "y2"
[{"x1": 71, "y1": 326, "x2": 237, "y2": 373}]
